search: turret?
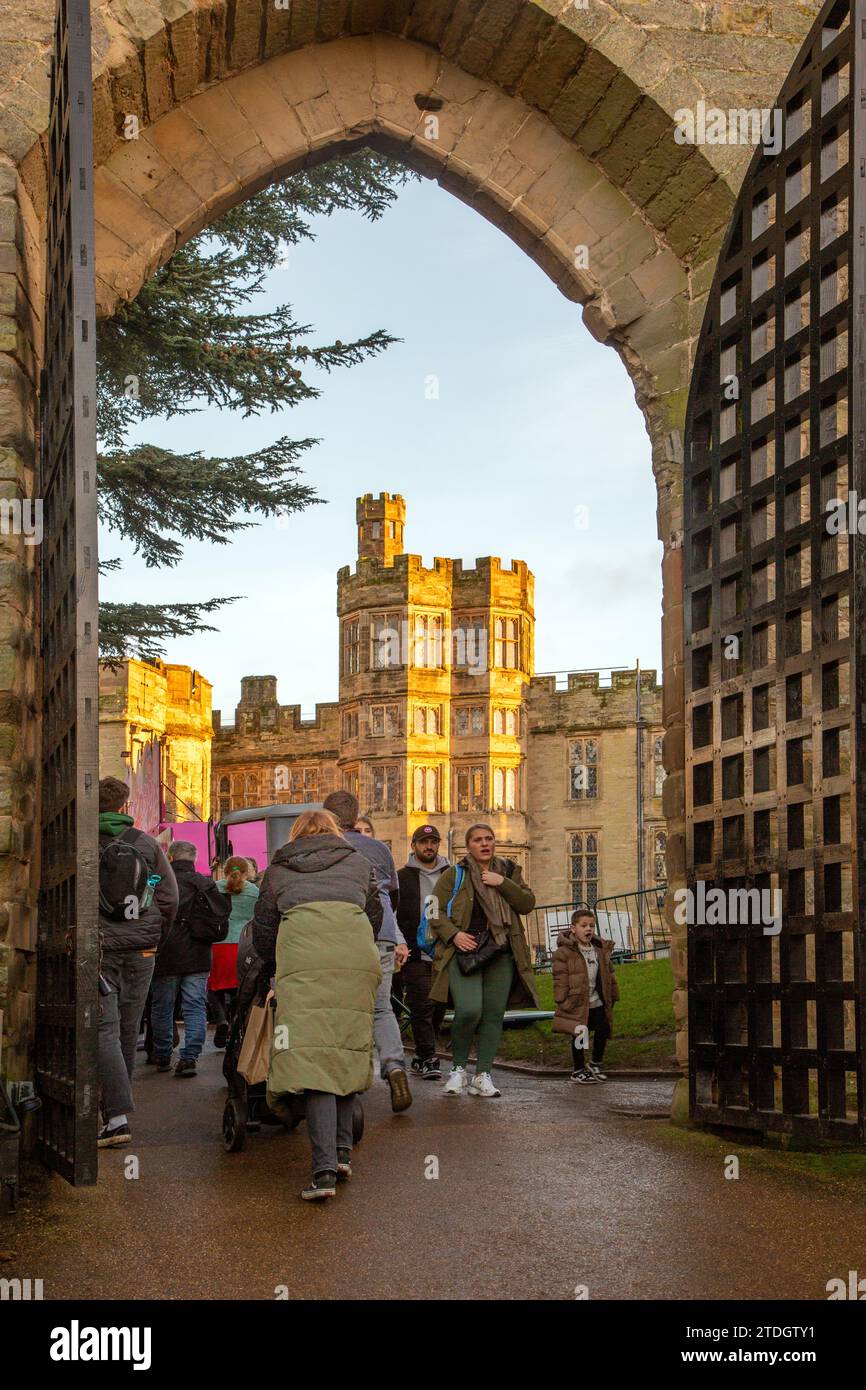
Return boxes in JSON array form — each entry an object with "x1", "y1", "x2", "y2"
[{"x1": 356, "y1": 492, "x2": 406, "y2": 566}]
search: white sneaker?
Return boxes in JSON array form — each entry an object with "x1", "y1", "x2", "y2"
[
  {"x1": 443, "y1": 1066, "x2": 467, "y2": 1096},
  {"x1": 468, "y1": 1071, "x2": 501, "y2": 1098}
]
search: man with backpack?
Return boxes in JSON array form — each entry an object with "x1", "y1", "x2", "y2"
[
  {"x1": 97, "y1": 777, "x2": 179, "y2": 1147},
  {"x1": 150, "y1": 840, "x2": 231, "y2": 1077}
]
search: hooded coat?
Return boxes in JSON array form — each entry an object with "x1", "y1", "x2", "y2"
[
  {"x1": 153, "y1": 859, "x2": 231, "y2": 977},
  {"x1": 429, "y1": 856, "x2": 538, "y2": 1009},
  {"x1": 252, "y1": 834, "x2": 383, "y2": 1097},
  {"x1": 98, "y1": 812, "x2": 179, "y2": 953},
  {"x1": 396, "y1": 852, "x2": 450, "y2": 958},
  {"x1": 550, "y1": 930, "x2": 619, "y2": 1034}
]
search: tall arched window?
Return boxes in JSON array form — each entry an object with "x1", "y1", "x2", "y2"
[
  {"x1": 654, "y1": 735, "x2": 666, "y2": 797},
  {"x1": 413, "y1": 765, "x2": 438, "y2": 812},
  {"x1": 654, "y1": 829, "x2": 667, "y2": 884},
  {"x1": 493, "y1": 768, "x2": 504, "y2": 809},
  {"x1": 569, "y1": 832, "x2": 600, "y2": 906},
  {"x1": 492, "y1": 767, "x2": 518, "y2": 811},
  {"x1": 494, "y1": 617, "x2": 519, "y2": 668}
]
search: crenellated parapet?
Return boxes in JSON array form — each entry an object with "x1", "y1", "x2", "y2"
[
  {"x1": 214, "y1": 681, "x2": 339, "y2": 741},
  {"x1": 527, "y1": 667, "x2": 662, "y2": 732}
]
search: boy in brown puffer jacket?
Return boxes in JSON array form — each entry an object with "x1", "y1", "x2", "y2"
[{"x1": 551, "y1": 908, "x2": 619, "y2": 1084}]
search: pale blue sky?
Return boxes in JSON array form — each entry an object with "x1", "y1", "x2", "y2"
[{"x1": 100, "y1": 173, "x2": 662, "y2": 718}]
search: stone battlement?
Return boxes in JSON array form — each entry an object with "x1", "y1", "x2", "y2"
[
  {"x1": 214, "y1": 680, "x2": 338, "y2": 737},
  {"x1": 337, "y1": 552, "x2": 533, "y2": 589},
  {"x1": 529, "y1": 667, "x2": 661, "y2": 696},
  {"x1": 356, "y1": 492, "x2": 405, "y2": 509}
]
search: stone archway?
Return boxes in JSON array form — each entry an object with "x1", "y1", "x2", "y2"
[{"x1": 0, "y1": 0, "x2": 824, "y2": 1086}]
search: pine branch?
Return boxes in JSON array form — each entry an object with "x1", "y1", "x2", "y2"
[
  {"x1": 99, "y1": 597, "x2": 241, "y2": 665},
  {"x1": 97, "y1": 271, "x2": 396, "y2": 447},
  {"x1": 97, "y1": 436, "x2": 321, "y2": 567},
  {"x1": 211, "y1": 149, "x2": 415, "y2": 271},
  {"x1": 96, "y1": 149, "x2": 412, "y2": 651}
]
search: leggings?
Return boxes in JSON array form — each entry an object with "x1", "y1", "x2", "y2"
[
  {"x1": 570, "y1": 1005, "x2": 610, "y2": 1070},
  {"x1": 448, "y1": 951, "x2": 513, "y2": 1073}
]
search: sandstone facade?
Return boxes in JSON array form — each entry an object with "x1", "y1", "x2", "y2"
[
  {"x1": 213, "y1": 493, "x2": 664, "y2": 947},
  {"x1": 99, "y1": 659, "x2": 214, "y2": 827}
]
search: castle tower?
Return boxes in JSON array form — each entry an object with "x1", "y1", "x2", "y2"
[
  {"x1": 336, "y1": 493, "x2": 536, "y2": 867},
  {"x1": 356, "y1": 492, "x2": 406, "y2": 566}
]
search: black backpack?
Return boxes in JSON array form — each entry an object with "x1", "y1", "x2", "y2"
[
  {"x1": 99, "y1": 829, "x2": 150, "y2": 921},
  {"x1": 180, "y1": 884, "x2": 229, "y2": 942}
]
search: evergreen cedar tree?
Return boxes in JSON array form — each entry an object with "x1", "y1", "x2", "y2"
[{"x1": 97, "y1": 151, "x2": 412, "y2": 664}]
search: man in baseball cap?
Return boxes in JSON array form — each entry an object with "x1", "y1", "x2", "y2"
[{"x1": 395, "y1": 826, "x2": 450, "y2": 1079}]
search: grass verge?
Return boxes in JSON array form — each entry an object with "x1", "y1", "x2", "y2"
[
  {"x1": 493, "y1": 956, "x2": 676, "y2": 1069},
  {"x1": 649, "y1": 1120, "x2": 866, "y2": 1195}
]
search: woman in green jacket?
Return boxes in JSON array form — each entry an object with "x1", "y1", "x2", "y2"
[{"x1": 430, "y1": 824, "x2": 537, "y2": 1098}]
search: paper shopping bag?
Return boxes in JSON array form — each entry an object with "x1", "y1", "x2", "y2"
[{"x1": 236, "y1": 992, "x2": 274, "y2": 1086}]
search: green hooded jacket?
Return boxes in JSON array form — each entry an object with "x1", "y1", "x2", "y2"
[{"x1": 99, "y1": 811, "x2": 134, "y2": 837}]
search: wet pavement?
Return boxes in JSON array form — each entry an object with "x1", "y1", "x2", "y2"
[{"x1": 6, "y1": 1038, "x2": 866, "y2": 1300}]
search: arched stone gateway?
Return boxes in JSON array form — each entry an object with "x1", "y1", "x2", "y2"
[{"x1": 0, "y1": 0, "x2": 833, "y2": 1163}]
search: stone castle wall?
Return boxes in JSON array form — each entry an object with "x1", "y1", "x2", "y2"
[
  {"x1": 214, "y1": 496, "x2": 664, "y2": 923},
  {"x1": 213, "y1": 676, "x2": 341, "y2": 814},
  {"x1": 99, "y1": 660, "x2": 214, "y2": 826},
  {"x1": 527, "y1": 669, "x2": 664, "y2": 910}
]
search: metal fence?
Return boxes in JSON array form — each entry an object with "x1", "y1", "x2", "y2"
[{"x1": 528, "y1": 886, "x2": 669, "y2": 969}]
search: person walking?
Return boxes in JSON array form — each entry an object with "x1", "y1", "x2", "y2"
[
  {"x1": 551, "y1": 907, "x2": 619, "y2": 1084},
  {"x1": 97, "y1": 777, "x2": 179, "y2": 1147},
  {"x1": 323, "y1": 791, "x2": 412, "y2": 1114},
  {"x1": 210, "y1": 856, "x2": 260, "y2": 1048},
  {"x1": 252, "y1": 810, "x2": 382, "y2": 1202},
  {"x1": 430, "y1": 824, "x2": 537, "y2": 1098},
  {"x1": 151, "y1": 841, "x2": 232, "y2": 1077},
  {"x1": 396, "y1": 825, "x2": 450, "y2": 1080}
]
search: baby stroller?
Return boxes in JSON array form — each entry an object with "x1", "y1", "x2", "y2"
[{"x1": 221, "y1": 924, "x2": 365, "y2": 1153}]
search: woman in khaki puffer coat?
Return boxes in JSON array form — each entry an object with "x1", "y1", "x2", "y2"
[{"x1": 551, "y1": 907, "x2": 619, "y2": 1085}]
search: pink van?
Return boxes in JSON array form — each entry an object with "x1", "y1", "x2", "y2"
[{"x1": 158, "y1": 803, "x2": 325, "y2": 875}]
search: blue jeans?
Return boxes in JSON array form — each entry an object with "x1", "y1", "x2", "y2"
[{"x1": 151, "y1": 972, "x2": 209, "y2": 1062}]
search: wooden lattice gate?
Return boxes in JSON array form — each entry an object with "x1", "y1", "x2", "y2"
[
  {"x1": 685, "y1": 0, "x2": 866, "y2": 1140},
  {"x1": 36, "y1": 0, "x2": 99, "y2": 1184}
]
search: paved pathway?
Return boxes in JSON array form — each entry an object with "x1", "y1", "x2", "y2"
[{"x1": 6, "y1": 1041, "x2": 866, "y2": 1300}]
